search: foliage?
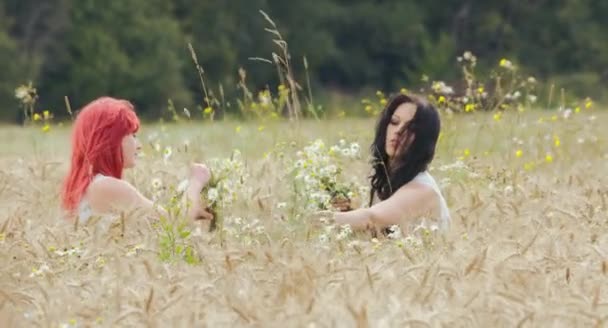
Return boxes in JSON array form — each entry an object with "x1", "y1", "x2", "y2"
[{"x1": 1, "y1": 0, "x2": 607, "y2": 122}]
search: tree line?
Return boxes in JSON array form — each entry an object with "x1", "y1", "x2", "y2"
[{"x1": 1, "y1": 0, "x2": 606, "y2": 121}]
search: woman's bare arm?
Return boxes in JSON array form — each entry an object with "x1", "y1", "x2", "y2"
[
  {"x1": 332, "y1": 182, "x2": 436, "y2": 230},
  {"x1": 87, "y1": 164, "x2": 212, "y2": 221}
]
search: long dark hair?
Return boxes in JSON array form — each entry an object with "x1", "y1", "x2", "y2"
[{"x1": 369, "y1": 93, "x2": 441, "y2": 205}]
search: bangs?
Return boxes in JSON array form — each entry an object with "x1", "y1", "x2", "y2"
[
  {"x1": 125, "y1": 110, "x2": 140, "y2": 133},
  {"x1": 119, "y1": 101, "x2": 140, "y2": 133}
]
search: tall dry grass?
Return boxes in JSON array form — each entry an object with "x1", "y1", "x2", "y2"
[{"x1": 0, "y1": 110, "x2": 607, "y2": 327}]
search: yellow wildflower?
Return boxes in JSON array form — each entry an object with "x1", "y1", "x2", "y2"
[
  {"x1": 400, "y1": 88, "x2": 408, "y2": 94},
  {"x1": 380, "y1": 98, "x2": 387, "y2": 106},
  {"x1": 33, "y1": 113, "x2": 41, "y2": 121},
  {"x1": 553, "y1": 136, "x2": 560, "y2": 147},
  {"x1": 585, "y1": 99, "x2": 593, "y2": 109},
  {"x1": 575, "y1": 107, "x2": 581, "y2": 113},
  {"x1": 235, "y1": 126, "x2": 242, "y2": 133},
  {"x1": 515, "y1": 149, "x2": 523, "y2": 158},
  {"x1": 499, "y1": 58, "x2": 514, "y2": 69},
  {"x1": 545, "y1": 154, "x2": 554, "y2": 163},
  {"x1": 477, "y1": 87, "x2": 484, "y2": 94},
  {"x1": 493, "y1": 112, "x2": 502, "y2": 121},
  {"x1": 258, "y1": 125, "x2": 265, "y2": 132},
  {"x1": 465, "y1": 103, "x2": 475, "y2": 112},
  {"x1": 438, "y1": 96, "x2": 446, "y2": 104},
  {"x1": 42, "y1": 124, "x2": 50, "y2": 133},
  {"x1": 463, "y1": 148, "x2": 470, "y2": 157},
  {"x1": 96, "y1": 256, "x2": 106, "y2": 268},
  {"x1": 43, "y1": 110, "x2": 50, "y2": 120},
  {"x1": 203, "y1": 107, "x2": 213, "y2": 114}
]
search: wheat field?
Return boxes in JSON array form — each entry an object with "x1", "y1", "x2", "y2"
[{"x1": 0, "y1": 110, "x2": 607, "y2": 327}]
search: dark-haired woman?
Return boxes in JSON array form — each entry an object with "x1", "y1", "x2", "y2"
[{"x1": 324, "y1": 93, "x2": 450, "y2": 234}]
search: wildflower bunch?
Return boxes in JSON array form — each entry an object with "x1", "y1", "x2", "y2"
[
  {"x1": 291, "y1": 139, "x2": 366, "y2": 212},
  {"x1": 354, "y1": 51, "x2": 536, "y2": 116},
  {"x1": 201, "y1": 150, "x2": 249, "y2": 231},
  {"x1": 428, "y1": 52, "x2": 538, "y2": 114},
  {"x1": 15, "y1": 82, "x2": 53, "y2": 131},
  {"x1": 15, "y1": 82, "x2": 38, "y2": 122}
]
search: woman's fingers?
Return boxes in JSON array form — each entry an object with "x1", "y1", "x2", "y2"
[
  {"x1": 331, "y1": 198, "x2": 351, "y2": 212},
  {"x1": 190, "y1": 163, "x2": 211, "y2": 185},
  {"x1": 195, "y1": 207, "x2": 214, "y2": 221}
]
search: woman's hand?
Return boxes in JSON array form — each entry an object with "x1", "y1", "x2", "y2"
[
  {"x1": 183, "y1": 163, "x2": 212, "y2": 222},
  {"x1": 330, "y1": 195, "x2": 352, "y2": 212},
  {"x1": 195, "y1": 206, "x2": 215, "y2": 221},
  {"x1": 190, "y1": 163, "x2": 211, "y2": 186}
]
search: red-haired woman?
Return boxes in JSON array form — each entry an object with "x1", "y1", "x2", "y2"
[{"x1": 62, "y1": 97, "x2": 212, "y2": 224}]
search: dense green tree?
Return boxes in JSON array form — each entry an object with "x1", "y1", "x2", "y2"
[
  {"x1": 37, "y1": 0, "x2": 192, "y2": 118},
  {"x1": 0, "y1": 0, "x2": 606, "y2": 122},
  {"x1": 0, "y1": 6, "x2": 26, "y2": 121}
]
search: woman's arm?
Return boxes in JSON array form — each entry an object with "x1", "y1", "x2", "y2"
[
  {"x1": 88, "y1": 177, "x2": 168, "y2": 217},
  {"x1": 332, "y1": 183, "x2": 436, "y2": 230},
  {"x1": 87, "y1": 164, "x2": 212, "y2": 221},
  {"x1": 182, "y1": 164, "x2": 213, "y2": 220}
]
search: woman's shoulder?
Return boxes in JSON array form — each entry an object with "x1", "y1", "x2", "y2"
[
  {"x1": 87, "y1": 175, "x2": 139, "y2": 206},
  {"x1": 412, "y1": 170, "x2": 435, "y2": 183},
  {"x1": 88, "y1": 174, "x2": 125, "y2": 191},
  {"x1": 394, "y1": 179, "x2": 437, "y2": 203}
]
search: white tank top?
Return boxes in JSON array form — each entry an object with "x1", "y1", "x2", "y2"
[
  {"x1": 411, "y1": 171, "x2": 451, "y2": 231},
  {"x1": 371, "y1": 171, "x2": 451, "y2": 231}
]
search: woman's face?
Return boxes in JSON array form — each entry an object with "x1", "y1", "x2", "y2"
[
  {"x1": 385, "y1": 102, "x2": 417, "y2": 158},
  {"x1": 121, "y1": 133, "x2": 141, "y2": 168}
]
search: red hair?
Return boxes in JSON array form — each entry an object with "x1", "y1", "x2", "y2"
[{"x1": 62, "y1": 97, "x2": 140, "y2": 212}]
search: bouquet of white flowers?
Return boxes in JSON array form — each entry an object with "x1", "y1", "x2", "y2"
[
  {"x1": 292, "y1": 139, "x2": 367, "y2": 212},
  {"x1": 201, "y1": 150, "x2": 248, "y2": 231}
]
